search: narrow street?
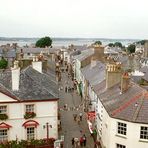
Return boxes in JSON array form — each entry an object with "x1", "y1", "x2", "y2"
[{"x1": 58, "y1": 70, "x2": 94, "y2": 148}]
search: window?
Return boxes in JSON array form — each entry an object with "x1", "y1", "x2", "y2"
[
  {"x1": 117, "y1": 122, "x2": 127, "y2": 135},
  {"x1": 116, "y1": 143, "x2": 126, "y2": 148},
  {"x1": 27, "y1": 127, "x2": 35, "y2": 140},
  {"x1": 0, "y1": 106, "x2": 7, "y2": 114},
  {"x1": 0, "y1": 129, "x2": 8, "y2": 142},
  {"x1": 25, "y1": 105, "x2": 34, "y2": 112},
  {"x1": 140, "y1": 126, "x2": 148, "y2": 140}
]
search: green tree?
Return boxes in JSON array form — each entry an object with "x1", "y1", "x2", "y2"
[
  {"x1": 36, "y1": 36, "x2": 52, "y2": 48},
  {"x1": 127, "y1": 44, "x2": 136, "y2": 53},
  {"x1": 94, "y1": 41, "x2": 102, "y2": 45},
  {"x1": 136, "y1": 40, "x2": 146, "y2": 45},
  {"x1": 114, "y1": 42, "x2": 122, "y2": 48},
  {"x1": 108, "y1": 43, "x2": 114, "y2": 47},
  {"x1": 0, "y1": 58, "x2": 8, "y2": 69}
]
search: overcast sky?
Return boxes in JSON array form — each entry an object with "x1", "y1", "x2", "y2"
[{"x1": 0, "y1": 0, "x2": 148, "y2": 39}]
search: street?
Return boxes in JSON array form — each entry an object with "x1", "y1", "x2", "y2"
[{"x1": 58, "y1": 70, "x2": 94, "y2": 148}]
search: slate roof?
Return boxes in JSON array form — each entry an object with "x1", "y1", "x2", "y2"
[
  {"x1": 0, "y1": 66, "x2": 59, "y2": 101},
  {"x1": 17, "y1": 47, "x2": 60, "y2": 54},
  {"x1": 5, "y1": 49, "x2": 16, "y2": 58},
  {"x1": 97, "y1": 82, "x2": 148, "y2": 124},
  {"x1": 73, "y1": 49, "x2": 94, "y2": 61},
  {"x1": 0, "y1": 48, "x2": 3, "y2": 54},
  {"x1": 81, "y1": 61, "x2": 106, "y2": 86},
  {"x1": 140, "y1": 66, "x2": 148, "y2": 81}
]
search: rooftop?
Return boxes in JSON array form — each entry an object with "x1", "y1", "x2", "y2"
[
  {"x1": 81, "y1": 61, "x2": 105, "y2": 86},
  {"x1": 98, "y1": 82, "x2": 148, "y2": 124},
  {"x1": 73, "y1": 48, "x2": 94, "y2": 61},
  {"x1": 0, "y1": 66, "x2": 59, "y2": 101}
]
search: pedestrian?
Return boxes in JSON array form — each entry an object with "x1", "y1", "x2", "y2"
[
  {"x1": 64, "y1": 104, "x2": 68, "y2": 110},
  {"x1": 77, "y1": 117, "x2": 80, "y2": 125},
  {"x1": 79, "y1": 112, "x2": 83, "y2": 121},
  {"x1": 83, "y1": 134, "x2": 86, "y2": 147},
  {"x1": 72, "y1": 137, "x2": 74, "y2": 146},
  {"x1": 74, "y1": 137, "x2": 79, "y2": 148},
  {"x1": 73, "y1": 114, "x2": 77, "y2": 121},
  {"x1": 65, "y1": 86, "x2": 67, "y2": 92},
  {"x1": 80, "y1": 137, "x2": 84, "y2": 147}
]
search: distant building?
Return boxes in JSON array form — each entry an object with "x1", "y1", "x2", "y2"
[{"x1": 144, "y1": 41, "x2": 148, "y2": 57}]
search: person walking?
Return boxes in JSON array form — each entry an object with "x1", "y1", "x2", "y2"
[
  {"x1": 77, "y1": 117, "x2": 80, "y2": 125},
  {"x1": 73, "y1": 114, "x2": 77, "y2": 121},
  {"x1": 80, "y1": 137, "x2": 84, "y2": 147},
  {"x1": 65, "y1": 86, "x2": 67, "y2": 92},
  {"x1": 79, "y1": 112, "x2": 83, "y2": 121},
  {"x1": 72, "y1": 137, "x2": 74, "y2": 147},
  {"x1": 83, "y1": 134, "x2": 87, "y2": 147}
]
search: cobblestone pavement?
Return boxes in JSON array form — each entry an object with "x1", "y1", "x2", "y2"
[{"x1": 58, "y1": 71, "x2": 94, "y2": 148}]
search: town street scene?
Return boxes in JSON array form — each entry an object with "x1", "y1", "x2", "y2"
[{"x1": 0, "y1": 0, "x2": 148, "y2": 148}]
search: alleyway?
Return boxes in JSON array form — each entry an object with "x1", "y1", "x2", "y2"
[{"x1": 58, "y1": 70, "x2": 94, "y2": 148}]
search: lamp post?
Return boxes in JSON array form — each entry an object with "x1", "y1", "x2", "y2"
[
  {"x1": 46, "y1": 122, "x2": 49, "y2": 140},
  {"x1": 43, "y1": 122, "x2": 52, "y2": 141}
]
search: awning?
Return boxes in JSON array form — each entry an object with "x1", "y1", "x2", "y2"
[
  {"x1": 87, "y1": 120, "x2": 93, "y2": 134},
  {"x1": 87, "y1": 111, "x2": 96, "y2": 120},
  {"x1": 0, "y1": 122, "x2": 12, "y2": 129},
  {"x1": 22, "y1": 120, "x2": 39, "y2": 128}
]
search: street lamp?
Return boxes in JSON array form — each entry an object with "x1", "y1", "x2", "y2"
[{"x1": 43, "y1": 122, "x2": 52, "y2": 140}]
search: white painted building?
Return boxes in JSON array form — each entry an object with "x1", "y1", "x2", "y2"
[
  {"x1": 0, "y1": 59, "x2": 59, "y2": 142},
  {"x1": 81, "y1": 62, "x2": 148, "y2": 148}
]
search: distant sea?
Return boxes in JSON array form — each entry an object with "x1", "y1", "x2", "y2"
[{"x1": 0, "y1": 37, "x2": 139, "y2": 47}]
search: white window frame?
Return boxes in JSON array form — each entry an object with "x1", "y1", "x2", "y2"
[
  {"x1": 26, "y1": 127, "x2": 35, "y2": 140},
  {"x1": 25, "y1": 104, "x2": 35, "y2": 113},
  {"x1": 140, "y1": 126, "x2": 148, "y2": 140},
  {"x1": 116, "y1": 143, "x2": 126, "y2": 148},
  {"x1": 117, "y1": 122, "x2": 127, "y2": 136},
  {"x1": 0, "y1": 106, "x2": 7, "y2": 114},
  {"x1": 0, "y1": 129, "x2": 8, "y2": 142}
]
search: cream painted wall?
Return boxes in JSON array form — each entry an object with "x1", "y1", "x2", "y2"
[
  {"x1": 0, "y1": 101, "x2": 58, "y2": 141},
  {"x1": 0, "y1": 92, "x2": 17, "y2": 102},
  {"x1": 96, "y1": 97, "x2": 148, "y2": 148}
]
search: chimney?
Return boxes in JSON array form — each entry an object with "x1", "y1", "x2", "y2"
[
  {"x1": 121, "y1": 72, "x2": 130, "y2": 93},
  {"x1": 93, "y1": 45, "x2": 104, "y2": 61},
  {"x1": 32, "y1": 56, "x2": 42, "y2": 73},
  {"x1": 106, "y1": 62, "x2": 121, "y2": 89},
  {"x1": 91, "y1": 57, "x2": 97, "y2": 68},
  {"x1": 20, "y1": 49, "x2": 24, "y2": 59},
  {"x1": 11, "y1": 60, "x2": 20, "y2": 91}
]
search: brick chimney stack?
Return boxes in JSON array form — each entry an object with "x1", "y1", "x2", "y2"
[
  {"x1": 121, "y1": 72, "x2": 130, "y2": 93},
  {"x1": 11, "y1": 60, "x2": 20, "y2": 91},
  {"x1": 106, "y1": 62, "x2": 121, "y2": 89}
]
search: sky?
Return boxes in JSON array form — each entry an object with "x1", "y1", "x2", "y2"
[{"x1": 0, "y1": 0, "x2": 148, "y2": 39}]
